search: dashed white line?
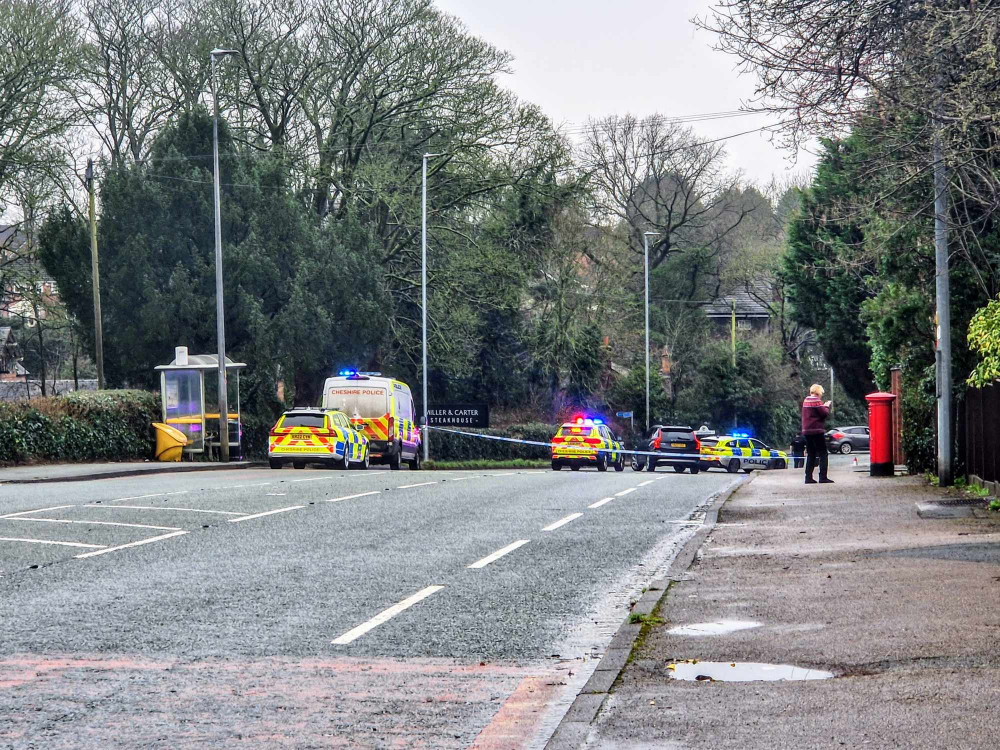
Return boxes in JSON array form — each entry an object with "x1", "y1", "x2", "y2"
[
  {"x1": 326, "y1": 491, "x2": 380, "y2": 503},
  {"x1": 226, "y1": 482, "x2": 274, "y2": 489},
  {"x1": 542, "y1": 513, "x2": 583, "y2": 532},
  {"x1": 85, "y1": 505, "x2": 244, "y2": 515},
  {"x1": 490, "y1": 472, "x2": 517, "y2": 477},
  {"x1": 638, "y1": 480, "x2": 654, "y2": 487},
  {"x1": 615, "y1": 488, "x2": 637, "y2": 497},
  {"x1": 6, "y1": 518, "x2": 181, "y2": 531},
  {"x1": 588, "y1": 497, "x2": 614, "y2": 509},
  {"x1": 397, "y1": 481, "x2": 437, "y2": 489},
  {"x1": 75, "y1": 530, "x2": 189, "y2": 559},
  {"x1": 290, "y1": 476, "x2": 335, "y2": 482},
  {"x1": 332, "y1": 585, "x2": 445, "y2": 645},
  {"x1": 0, "y1": 505, "x2": 75, "y2": 519},
  {"x1": 468, "y1": 540, "x2": 530, "y2": 569},
  {"x1": 445, "y1": 476, "x2": 474, "y2": 482},
  {"x1": 227, "y1": 505, "x2": 304, "y2": 523},
  {"x1": 0, "y1": 536, "x2": 106, "y2": 549}
]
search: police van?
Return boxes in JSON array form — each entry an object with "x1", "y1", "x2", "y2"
[{"x1": 322, "y1": 371, "x2": 422, "y2": 470}]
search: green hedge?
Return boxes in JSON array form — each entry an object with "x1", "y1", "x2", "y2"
[
  {"x1": 425, "y1": 423, "x2": 558, "y2": 461},
  {"x1": 0, "y1": 390, "x2": 159, "y2": 465}
]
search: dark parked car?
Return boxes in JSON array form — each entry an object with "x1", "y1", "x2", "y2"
[
  {"x1": 632, "y1": 425, "x2": 701, "y2": 474},
  {"x1": 826, "y1": 425, "x2": 870, "y2": 454}
]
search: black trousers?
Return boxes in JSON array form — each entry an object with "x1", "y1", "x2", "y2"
[{"x1": 805, "y1": 434, "x2": 828, "y2": 480}]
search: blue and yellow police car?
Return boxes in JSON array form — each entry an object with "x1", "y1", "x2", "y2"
[
  {"x1": 700, "y1": 432, "x2": 789, "y2": 473},
  {"x1": 268, "y1": 408, "x2": 370, "y2": 470},
  {"x1": 551, "y1": 416, "x2": 626, "y2": 472}
]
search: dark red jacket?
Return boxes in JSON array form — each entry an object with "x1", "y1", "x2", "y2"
[{"x1": 801, "y1": 395, "x2": 830, "y2": 435}]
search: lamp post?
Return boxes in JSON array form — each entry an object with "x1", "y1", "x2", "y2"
[
  {"x1": 211, "y1": 47, "x2": 237, "y2": 462},
  {"x1": 421, "y1": 152, "x2": 442, "y2": 463},
  {"x1": 643, "y1": 231, "x2": 661, "y2": 433}
]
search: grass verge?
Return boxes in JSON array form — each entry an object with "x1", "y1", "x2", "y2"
[{"x1": 423, "y1": 459, "x2": 550, "y2": 471}]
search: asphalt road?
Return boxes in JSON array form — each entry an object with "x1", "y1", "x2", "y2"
[{"x1": 0, "y1": 464, "x2": 735, "y2": 749}]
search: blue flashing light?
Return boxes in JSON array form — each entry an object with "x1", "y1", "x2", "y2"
[
  {"x1": 733, "y1": 431, "x2": 751, "y2": 438},
  {"x1": 593, "y1": 418, "x2": 604, "y2": 425},
  {"x1": 338, "y1": 368, "x2": 358, "y2": 377}
]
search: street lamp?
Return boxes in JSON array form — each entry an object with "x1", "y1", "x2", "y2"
[
  {"x1": 211, "y1": 47, "x2": 238, "y2": 462},
  {"x1": 643, "y1": 231, "x2": 661, "y2": 433},
  {"x1": 421, "y1": 152, "x2": 442, "y2": 463}
]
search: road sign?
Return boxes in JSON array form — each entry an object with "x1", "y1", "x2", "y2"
[
  {"x1": 427, "y1": 404, "x2": 490, "y2": 428},
  {"x1": 616, "y1": 411, "x2": 633, "y2": 418}
]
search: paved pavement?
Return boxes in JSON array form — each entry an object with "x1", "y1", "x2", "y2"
[
  {"x1": 576, "y1": 455, "x2": 1000, "y2": 749},
  {"x1": 0, "y1": 462, "x2": 734, "y2": 748},
  {"x1": 0, "y1": 461, "x2": 256, "y2": 484}
]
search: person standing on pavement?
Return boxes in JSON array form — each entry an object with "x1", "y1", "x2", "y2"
[
  {"x1": 802, "y1": 384, "x2": 833, "y2": 484},
  {"x1": 790, "y1": 433, "x2": 806, "y2": 469}
]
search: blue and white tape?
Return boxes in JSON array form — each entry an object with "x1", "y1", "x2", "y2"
[{"x1": 425, "y1": 425, "x2": 709, "y2": 461}]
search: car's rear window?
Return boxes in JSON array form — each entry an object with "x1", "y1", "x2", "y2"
[
  {"x1": 661, "y1": 430, "x2": 694, "y2": 441},
  {"x1": 280, "y1": 413, "x2": 327, "y2": 428},
  {"x1": 557, "y1": 425, "x2": 598, "y2": 438}
]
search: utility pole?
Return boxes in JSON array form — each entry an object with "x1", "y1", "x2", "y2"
[
  {"x1": 85, "y1": 160, "x2": 105, "y2": 390},
  {"x1": 643, "y1": 232, "x2": 660, "y2": 433},
  {"x1": 933, "y1": 125, "x2": 953, "y2": 486},
  {"x1": 211, "y1": 48, "x2": 237, "y2": 462},
  {"x1": 731, "y1": 299, "x2": 737, "y2": 430}
]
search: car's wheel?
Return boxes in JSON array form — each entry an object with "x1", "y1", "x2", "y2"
[
  {"x1": 268, "y1": 459, "x2": 282, "y2": 470},
  {"x1": 775, "y1": 459, "x2": 786, "y2": 470},
  {"x1": 551, "y1": 460, "x2": 562, "y2": 471},
  {"x1": 690, "y1": 464, "x2": 700, "y2": 474},
  {"x1": 389, "y1": 442, "x2": 401, "y2": 470},
  {"x1": 840, "y1": 442, "x2": 853, "y2": 454},
  {"x1": 339, "y1": 444, "x2": 351, "y2": 470},
  {"x1": 570, "y1": 464, "x2": 580, "y2": 471},
  {"x1": 292, "y1": 461, "x2": 306, "y2": 470},
  {"x1": 646, "y1": 458, "x2": 657, "y2": 472},
  {"x1": 631, "y1": 455, "x2": 644, "y2": 471},
  {"x1": 614, "y1": 454, "x2": 625, "y2": 472},
  {"x1": 727, "y1": 458, "x2": 740, "y2": 473},
  {"x1": 673, "y1": 465, "x2": 685, "y2": 473},
  {"x1": 359, "y1": 446, "x2": 370, "y2": 470},
  {"x1": 597, "y1": 453, "x2": 608, "y2": 472},
  {"x1": 408, "y1": 448, "x2": 422, "y2": 470}
]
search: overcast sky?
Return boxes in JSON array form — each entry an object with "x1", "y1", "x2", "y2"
[{"x1": 433, "y1": 0, "x2": 817, "y2": 186}]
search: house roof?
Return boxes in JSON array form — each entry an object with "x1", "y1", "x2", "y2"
[{"x1": 703, "y1": 284, "x2": 774, "y2": 319}]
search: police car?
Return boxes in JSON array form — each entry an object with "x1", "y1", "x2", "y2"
[
  {"x1": 268, "y1": 408, "x2": 370, "y2": 470},
  {"x1": 551, "y1": 417, "x2": 626, "y2": 472},
  {"x1": 700, "y1": 432, "x2": 788, "y2": 473}
]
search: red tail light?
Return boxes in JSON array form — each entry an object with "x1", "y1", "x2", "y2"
[
  {"x1": 693, "y1": 433, "x2": 701, "y2": 451},
  {"x1": 832, "y1": 432, "x2": 845, "y2": 439},
  {"x1": 268, "y1": 430, "x2": 280, "y2": 437},
  {"x1": 387, "y1": 415, "x2": 395, "y2": 436},
  {"x1": 653, "y1": 435, "x2": 661, "y2": 450},
  {"x1": 583, "y1": 437, "x2": 602, "y2": 445},
  {"x1": 551, "y1": 436, "x2": 565, "y2": 444}
]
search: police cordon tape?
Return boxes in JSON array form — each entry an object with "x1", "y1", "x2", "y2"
[{"x1": 425, "y1": 425, "x2": 722, "y2": 461}]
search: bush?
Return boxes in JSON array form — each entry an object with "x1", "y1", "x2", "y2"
[
  {"x1": 425, "y1": 423, "x2": 559, "y2": 461},
  {"x1": 0, "y1": 390, "x2": 159, "y2": 465}
]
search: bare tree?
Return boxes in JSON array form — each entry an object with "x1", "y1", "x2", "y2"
[{"x1": 582, "y1": 114, "x2": 752, "y2": 276}]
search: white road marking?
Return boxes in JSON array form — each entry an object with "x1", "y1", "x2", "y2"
[
  {"x1": 75, "y1": 530, "x2": 189, "y2": 559},
  {"x1": 445, "y1": 476, "x2": 474, "y2": 482},
  {"x1": 110, "y1": 490, "x2": 188, "y2": 504},
  {"x1": 227, "y1": 505, "x2": 304, "y2": 523},
  {"x1": 468, "y1": 540, "x2": 530, "y2": 569},
  {"x1": 0, "y1": 536, "x2": 106, "y2": 549},
  {"x1": 638, "y1": 480, "x2": 654, "y2": 487},
  {"x1": 397, "y1": 481, "x2": 437, "y2": 489},
  {"x1": 266, "y1": 493, "x2": 287, "y2": 496},
  {"x1": 0, "y1": 505, "x2": 74, "y2": 519},
  {"x1": 7, "y1": 518, "x2": 181, "y2": 531},
  {"x1": 85, "y1": 505, "x2": 244, "y2": 515},
  {"x1": 332, "y1": 585, "x2": 445, "y2": 645},
  {"x1": 588, "y1": 497, "x2": 614, "y2": 509},
  {"x1": 490, "y1": 472, "x2": 517, "y2": 477},
  {"x1": 226, "y1": 482, "x2": 273, "y2": 489},
  {"x1": 542, "y1": 513, "x2": 583, "y2": 532},
  {"x1": 290, "y1": 476, "x2": 335, "y2": 482},
  {"x1": 615, "y1": 488, "x2": 637, "y2": 497},
  {"x1": 326, "y1": 491, "x2": 380, "y2": 503}
]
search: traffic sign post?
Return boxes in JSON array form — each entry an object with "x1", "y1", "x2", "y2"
[{"x1": 616, "y1": 411, "x2": 634, "y2": 434}]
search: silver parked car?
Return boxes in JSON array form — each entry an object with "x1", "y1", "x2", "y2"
[{"x1": 826, "y1": 425, "x2": 870, "y2": 454}]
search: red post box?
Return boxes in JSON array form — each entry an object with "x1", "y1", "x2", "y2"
[{"x1": 866, "y1": 392, "x2": 897, "y2": 477}]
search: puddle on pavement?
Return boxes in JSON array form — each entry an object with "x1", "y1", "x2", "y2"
[
  {"x1": 666, "y1": 660, "x2": 834, "y2": 682},
  {"x1": 667, "y1": 620, "x2": 760, "y2": 636}
]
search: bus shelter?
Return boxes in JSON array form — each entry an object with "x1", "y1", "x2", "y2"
[{"x1": 154, "y1": 347, "x2": 246, "y2": 458}]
